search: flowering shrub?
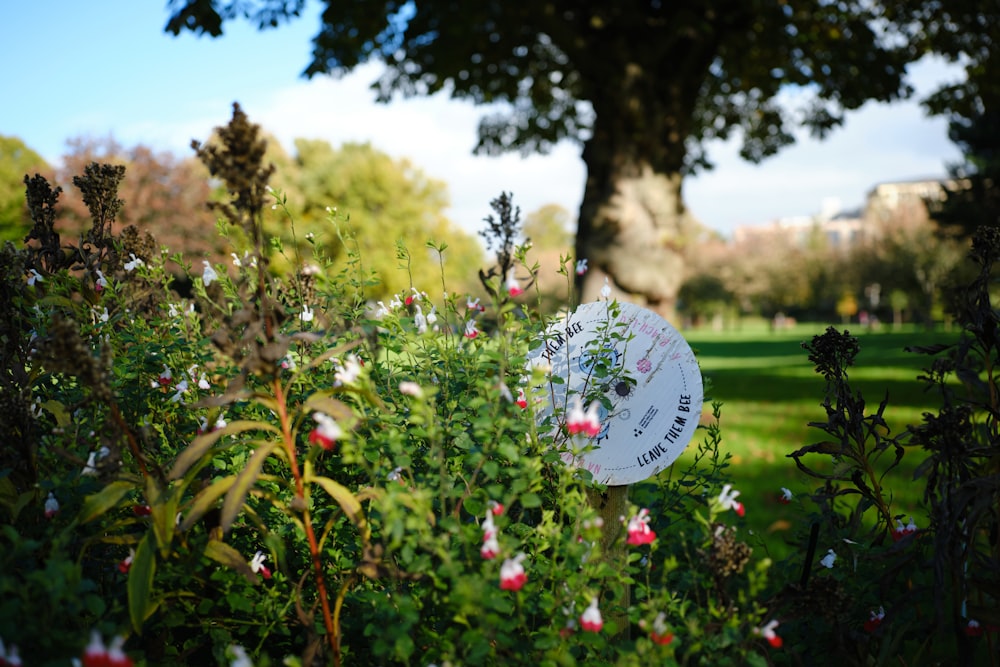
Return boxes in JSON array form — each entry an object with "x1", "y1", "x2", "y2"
[{"x1": 0, "y1": 104, "x2": 797, "y2": 666}]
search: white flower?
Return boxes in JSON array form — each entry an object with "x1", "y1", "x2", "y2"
[
  {"x1": 170, "y1": 379, "x2": 189, "y2": 403},
  {"x1": 202, "y1": 261, "x2": 218, "y2": 286},
  {"x1": 575, "y1": 258, "x2": 588, "y2": 275},
  {"x1": 95, "y1": 270, "x2": 108, "y2": 292},
  {"x1": 399, "y1": 381, "x2": 423, "y2": 398},
  {"x1": 231, "y1": 252, "x2": 242, "y2": 267},
  {"x1": 717, "y1": 484, "x2": 745, "y2": 516},
  {"x1": 82, "y1": 446, "x2": 111, "y2": 476},
  {"x1": 426, "y1": 305, "x2": 438, "y2": 325},
  {"x1": 300, "y1": 305, "x2": 314, "y2": 323},
  {"x1": 27, "y1": 269, "x2": 44, "y2": 285},
  {"x1": 124, "y1": 254, "x2": 144, "y2": 271},
  {"x1": 600, "y1": 277, "x2": 612, "y2": 299},
  {"x1": 413, "y1": 304, "x2": 427, "y2": 334},
  {"x1": 820, "y1": 548, "x2": 837, "y2": 569},
  {"x1": 198, "y1": 373, "x2": 211, "y2": 390},
  {"x1": 334, "y1": 355, "x2": 362, "y2": 385},
  {"x1": 228, "y1": 644, "x2": 253, "y2": 667},
  {"x1": 374, "y1": 301, "x2": 389, "y2": 320}
]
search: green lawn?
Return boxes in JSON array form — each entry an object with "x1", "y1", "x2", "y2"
[{"x1": 674, "y1": 319, "x2": 955, "y2": 561}]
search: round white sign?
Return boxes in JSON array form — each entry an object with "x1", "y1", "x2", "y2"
[{"x1": 526, "y1": 301, "x2": 703, "y2": 485}]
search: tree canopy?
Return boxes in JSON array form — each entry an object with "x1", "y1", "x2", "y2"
[
  {"x1": 165, "y1": 1, "x2": 980, "y2": 316},
  {"x1": 0, "y1": 135, "x2": 50, "y2": 243}
]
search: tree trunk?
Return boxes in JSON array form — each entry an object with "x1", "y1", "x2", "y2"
[{"x1": 574, "y1": 143, "x2": 696, "y2": 323}]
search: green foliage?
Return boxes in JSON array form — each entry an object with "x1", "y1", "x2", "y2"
[
  {"x1": 0, "y1": 106, "x2": 782, "y2": 666},
  {"x1": 0, "y1": 135, "x2": 50, "y2": 243}
]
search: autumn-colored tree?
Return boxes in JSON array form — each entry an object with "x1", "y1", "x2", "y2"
[
  {"x1": 166, "y1": 1, "x2": 962, "y2": 321},
  {"x1": 57, "y1": 136, "x2": 221, "y2": 260},
  {"x1": 0, "y1": 135, "x2": 51, "y2": 244}
]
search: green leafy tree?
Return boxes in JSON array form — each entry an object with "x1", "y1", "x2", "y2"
[
  {"x1": 0, "y1": 135, "x2": 50, "y2": 243},
  {"x1": 166, "y1": 0, "x2": 948, "y2": 317},
  {"x1": 281, "y1": 138, "x2": 484, "y2": 299}
]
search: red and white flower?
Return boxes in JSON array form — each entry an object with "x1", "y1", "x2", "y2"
[
  {"x1": 95, "y1": 270, "x2": 108, "y2": 292},
  {"x1": 864, "y1": 606, "x2": 885, "y2": 633},
  {"x1": 892, "y1": 516, "x2": 917, "y2": 541},
  {"x1": 647, "y1": 612, "x2": 674, "y2": 646},
  {"x1": 0, "y1": 637, "x2": 21, "y2": 666},
  {"x1": 506, "y1": 269, "x2": 524, "y2": 297},
  {"x1": 756, "y1": 619, "x2": 782, "y2": 648},
  {"x1": 481, "y1": 512, "x2": 500, "y2": 560},
  {"x1": 489, "y1": 500, "x2": 505, "y2": 516},
  {"x1": 499, "y1": 553, "x2": 528, "y2": 591},
  {"x1": 778, "y1": 487, "x2": 793, "y2": 504},
  {"x1": 118, "y1": 548, "x2": 135, "y2": 574},
  {"x1": 466, "y1": 296, "x2": 485, "y2": 313},
  {"x1": 308, "y1": 412, "x2": 342, "y2": 450},
  {"x1": 516, "y1": 388, "x2": 528, "y2": 409},
  {"x1": 250, "y1": 550, "x2": 272, "y2": 579},
  {"x1": 717, "y1": 484, "x2": 745, "y2": 517},
  {"x1": 44, "y1": 492, "x2": 59, "y2": 519},
  {"x1": 464, "y1": 319, "x2": 479, "y2": 339},
  {"x1": 82, "y1": 630, "x2": 134, "y2": 667},
  {"x1": 575, "y1": 259, "x2": 588, "y2": 275},
  {"x1": 580, "y1": 597, "x2": 603, "y2": 632},
  {"x1": 567, "y1": 396, "x2": 601, "y2": 437},
  {"x1": 626, "y1": 508, "x2": 656, "y2": 546}
]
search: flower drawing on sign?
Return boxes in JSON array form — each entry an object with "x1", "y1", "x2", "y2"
[
  {"x1": 566, "y1": 396, "x2": 601, "y2": 437},
  {"x1": 717, "y1": 484, "x2": 745, "y2": 517},
  {"x1": 626, "y1": 508, "x2": 656, "y2": 545},
  {"x1": 580, "y1": 597, "x2": 603, "y2": 632},
  {"x1": 499, "y1": 553, "x2": 528, "y2": 591},
  {"x1": 636, "y1": 357, "x2": 652, "y2": 374}
]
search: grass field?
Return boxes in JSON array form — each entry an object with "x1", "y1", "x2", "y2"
[{"x1": 673, "y1": 319, "x2": 957, "y2": 561}]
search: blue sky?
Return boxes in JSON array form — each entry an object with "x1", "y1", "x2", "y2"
[{"x1": 3, "y1": 1, "x2": 964, "y2": 237}]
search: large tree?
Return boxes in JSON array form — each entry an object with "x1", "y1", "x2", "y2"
[
  {"x1": 166, "y1": 1, "x2": 940, "y2": 315},
  {"x1": 0, "y1": 136, "x2": 50, "y2": 244}
]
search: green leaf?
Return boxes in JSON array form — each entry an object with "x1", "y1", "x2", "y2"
[
  {"x1": 168, "y1": 420, "x2": 279, "y2": 481},
  {"x1": 79, "y1": 480, "x2": 134, "y2": 523},
  {"x1": 204, "y1": 539, "x2": 257, "y2": 582},
  {"x1": 179, "y1": 475, "x2": 237, "y2": 532},
  {"x1": 306, "y1": 470, "x2": 366, "y2": 536},
  {"x1": 219, "y1": 441, "x2": 277, "y2": 533},
  {"x1": 128, "y1": 533, "x2": 156, "y2": 634}
]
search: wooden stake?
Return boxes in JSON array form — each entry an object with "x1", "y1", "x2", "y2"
[{"x1": 588, "y1": 484, "x2": 631, "y2": 638}]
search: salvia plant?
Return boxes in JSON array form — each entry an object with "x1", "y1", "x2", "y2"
[{"x1": 2, "y1": 102, "x2": 996, "y2": 667}]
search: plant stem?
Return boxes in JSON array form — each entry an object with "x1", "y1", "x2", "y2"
[{"x1": 273, "y1": 378, "x2": 340, "y2": 665}]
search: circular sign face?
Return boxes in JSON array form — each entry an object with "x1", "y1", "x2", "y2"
[{"x1": 526, "y1": 301, "x2": 703, "y2": 485}]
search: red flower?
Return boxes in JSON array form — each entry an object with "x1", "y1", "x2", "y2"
[
  {"x1": 891, "y1": 517, "x2": 917, "y2": 541},
  {"x1": 966, "y1": 619, "x2": 983, "y2": 637},
  {"x1": 645, "y1": 612, "x2": 673, "y2": 645},
  {"x1": 132, "y1": 504, "x2": 152, "y2": 517},
  {"x1": 506, "y1": 269, "x2": 524, "y2": 297},
  {"x1": 489, "y1": 501, "x2": 505, "y2": 516},
  {"x1": 756, "y1": 620, "x2": 782, "y2": 648},
  {"x1": 464, "y1": 320, "x2": 479, "y2": 339},
  {"x1": 516, "y1": 388, "x2": 528, "y2": 409},
  {"x1": 778, "y1": 487, "x2": 793, "y2": 504},
  {"x1": 250, "y1": 550, "x2": 272, "y2": 579}
]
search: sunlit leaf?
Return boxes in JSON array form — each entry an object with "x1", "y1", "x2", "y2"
[
  {"x1": 79, "y1": 480, "x2": 134, "y2": 523},
  {"x1": 204, "y1": 539, "x2": 257, "y2": 582},
  {"x1": 168, "y1": 420, "x2": 279, "y2": 481}
]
